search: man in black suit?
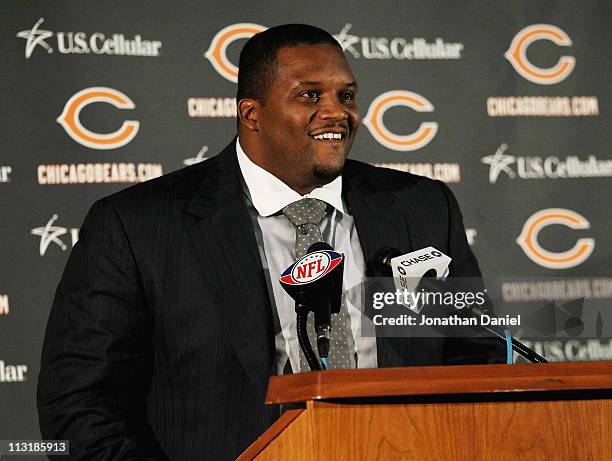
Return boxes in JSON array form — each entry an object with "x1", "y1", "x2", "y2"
[{"x1": 38, "y1": 24, "x2": 503, "y2": 460}]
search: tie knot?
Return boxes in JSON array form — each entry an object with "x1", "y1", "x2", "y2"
[{"x1": 282, "y1": 198, "x2": 328, "y2": 228}]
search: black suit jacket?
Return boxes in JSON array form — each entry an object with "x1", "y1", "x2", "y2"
[{"x1": 38, "y1": 140, "x2": 503, "y2": 460}]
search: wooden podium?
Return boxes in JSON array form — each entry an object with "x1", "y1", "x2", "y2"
[{"x1": 238, "y1": 362, "x2": 612, "y2": 460}]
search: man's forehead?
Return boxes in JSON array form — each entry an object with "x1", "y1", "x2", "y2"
[
  {"x1": 276, "y1": 43, "x2": 347, "y2": 64},
  {"x1": 275, "y1": 44, "x2": 356, "y2": 82}
]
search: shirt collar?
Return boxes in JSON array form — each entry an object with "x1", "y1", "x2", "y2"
[{"x1": 236, "y1": 137, "x2": 345, "y2": 217}]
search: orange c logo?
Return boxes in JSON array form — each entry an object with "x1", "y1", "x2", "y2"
[
  {"x1": 204, "y1": 23, "x2": 267, "y2": 83},
  {"x1": 516, "y1": 208, "x2": 594, "y2": 269},
  {"x1": 57, "y1": 87, "x2": 139, "y2": 150},
  {"x1": 363, "y1": 90, "x2": 438, "y2": 152},
  {"x1": 504, "y1": 24, "x2": 575, "y2": 85}
]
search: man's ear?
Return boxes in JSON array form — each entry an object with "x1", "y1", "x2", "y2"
[{"x1": 237, "y1": 99, "x2": 258, "y2": 131}]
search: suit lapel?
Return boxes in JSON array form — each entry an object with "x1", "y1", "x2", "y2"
[
  {"x1": 343, "y1": 171, "x2": 407, "y2": 268},
  {"x1": 343, "y1": 162, "x2": 416, "y2": 368},
  {"x1": 185, "y1": 142, "x2": 274, "y2": 388}
]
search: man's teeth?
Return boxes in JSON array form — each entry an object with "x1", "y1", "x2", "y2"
[{"x1": 313, "y1": 132, "x2": 343, "y2": 140}]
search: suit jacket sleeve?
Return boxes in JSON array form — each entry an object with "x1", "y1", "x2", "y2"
[
  {"x1": 37, "y1": 198, "x2": 168, "y2": 460},
  {"x1": 437, "y1": 181, "x2": 507, "y2": 364},
  {"x1": 437, "y1": 180, "x2": 481, "y2": 278}
]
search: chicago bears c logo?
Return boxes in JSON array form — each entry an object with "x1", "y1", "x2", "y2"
[
  {"x1": 57, "y1": 87, "x2": 139, "y2": 150},
  {"x1": 204, "y1": 23, "x2": 267, "y2": 83},
  {"x1": 363, "y1": 90, "x2": 438, "y2": 152},
  {"x1": 516, "y1": 208, "x2": 594, "y2": 269},
  {"x1": 504, "y1": 24, "x2": 575, "y2": 85}
]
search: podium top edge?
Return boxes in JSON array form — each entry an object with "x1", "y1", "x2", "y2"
[{"x1": 266, "y1": 361, "x2": 612, "y2": 405}]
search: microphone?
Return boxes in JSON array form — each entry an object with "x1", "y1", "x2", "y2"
[
  {"x1": 375, "y1": 246, "x2": 451, "y2": 314},
  {"x1": 280, "y1": 242, "x2": 344, "y2": 370},
  {"x1": 375, "y1": 247, "x2": 547, "y2": 363}
]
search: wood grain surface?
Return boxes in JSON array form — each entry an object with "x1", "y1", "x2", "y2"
[
  {"x1": 238, "y1": 363, "x2": 612, "y2": 460},
  {"x1": 245, "y1": 399, "x2": 611, "y2": 460},
  {"x1": 304, "y1": 398, "x2": 612, "y2": 460},
  {"x1": 266, "y1": 362, "x2": 612, "y2": 404}
]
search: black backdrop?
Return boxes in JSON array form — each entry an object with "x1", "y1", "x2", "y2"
[{"x1": 2, "y1": 0, "x2": 611, "y2": 441}]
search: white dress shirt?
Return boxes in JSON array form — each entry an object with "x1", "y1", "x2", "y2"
[{"x1": 235, "y1": 138, "x2": 378, "y2": 373}]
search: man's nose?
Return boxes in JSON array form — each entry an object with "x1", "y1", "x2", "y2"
[{"x1": 319, "y1": 98, "x2": 349, "y2": 121}]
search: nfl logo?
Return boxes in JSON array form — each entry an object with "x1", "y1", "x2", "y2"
[{"x1": 280, "y1": 250, "x2": 343, "y2": 286}]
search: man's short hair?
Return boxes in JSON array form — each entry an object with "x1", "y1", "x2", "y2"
[{"x1": 237, "y1": 24, "x2": 342, "y2": 103}]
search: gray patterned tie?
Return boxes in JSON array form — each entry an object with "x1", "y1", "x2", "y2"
[{"x1": 282, "y1": 198, "x2": 353, "y2": 371}]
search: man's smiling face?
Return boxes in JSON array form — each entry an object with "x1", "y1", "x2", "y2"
[{"x1": 240, "y1": 43, "x2": 361, "y2": 194}]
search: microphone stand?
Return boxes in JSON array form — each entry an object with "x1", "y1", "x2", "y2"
[
  {"x1": 295, "y1": 302, "x2": 321, "y2": 371},
  {"x1": 459, "y1": 305, "x2": 547, "y2": 363},
  {"x1": 417, "y1": 279, "x2": 548, "y2": 363},
  {"x1": 374, "y1": 248, "x2": 547, "y2": 364}
]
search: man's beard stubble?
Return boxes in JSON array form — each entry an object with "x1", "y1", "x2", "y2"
[{"x1": 313, "y1": 163, "x2": 344, "y2": 182}]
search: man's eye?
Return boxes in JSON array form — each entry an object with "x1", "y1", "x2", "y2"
[
  {"x1": 340, "y1": 91, "x2": 355, "y2": 101},
  {"x1": 302, "y1": 90, "x2": 319, "y2": 99}
]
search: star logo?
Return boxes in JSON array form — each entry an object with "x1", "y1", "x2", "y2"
[
  {"x1": 481, "y1": 143, "x2": 516, "y2": 183},
  {"x1": 183, "y1": 145, "x2": 209, "y2": 166},
  {"x1": 16, "y1": 18, "x2": 54, "y2": 59},
  {"x1": 31, "y1": 214, "x2": 68, "y2": 256},
  {"x1": 334, "y1": 23, "x2": 360, "y2": 58}
]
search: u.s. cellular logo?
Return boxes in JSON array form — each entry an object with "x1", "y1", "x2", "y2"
[
  {"x1": 0, "y1": 360, "x2": 28, "y2": 383},
  {"x1": 17, "y1": 18, "x2": 162, "y2": 59},
  {"x1": 334, "y1": 23, "x2": 463, "y2": 60},
  {"x1": 31, "y1": 215, "x2": 79, "y2": 256},
  {"x1": 481, "y1": 144, "x2": 612, "y2": 183}
]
